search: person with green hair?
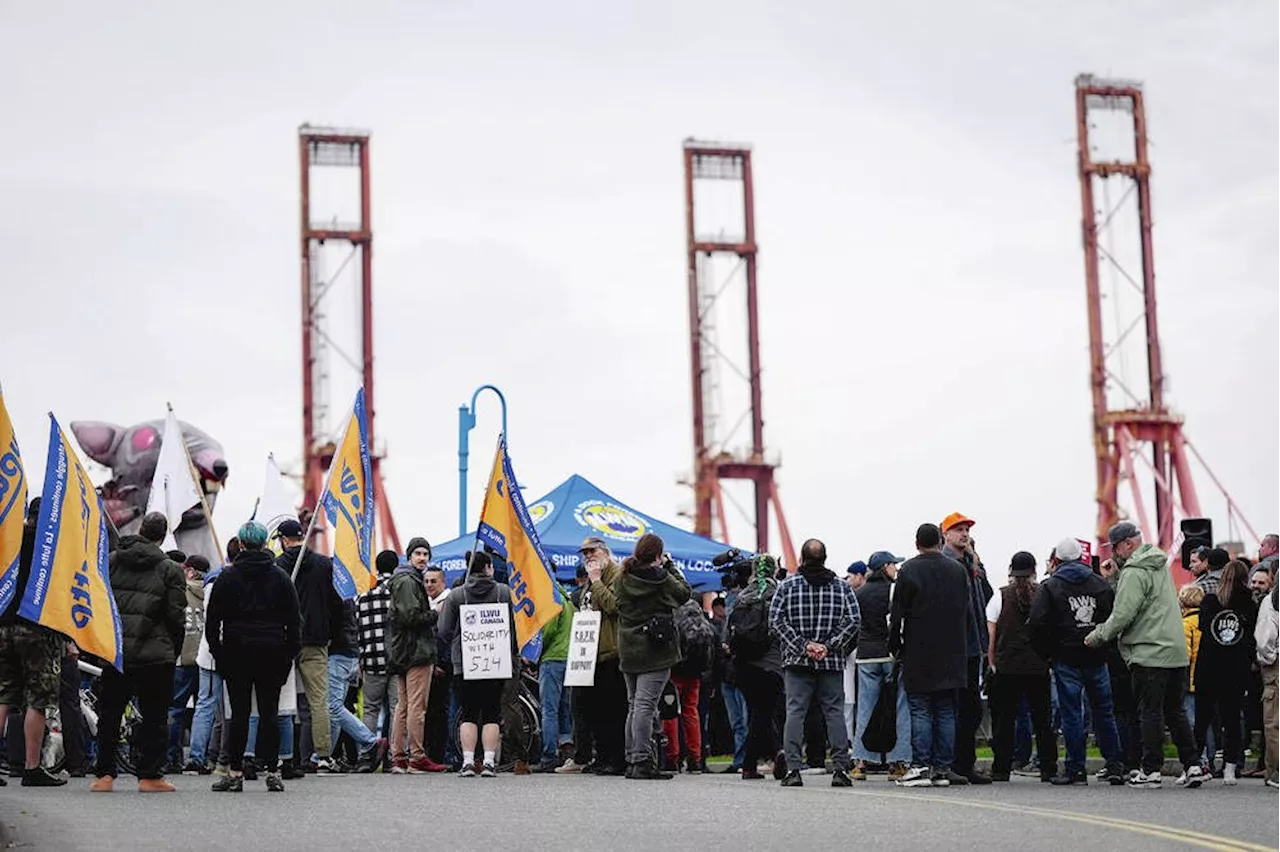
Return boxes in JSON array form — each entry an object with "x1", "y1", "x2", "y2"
[{"x1": 205, "y1": 521, "x2": 302, "y2": 792}]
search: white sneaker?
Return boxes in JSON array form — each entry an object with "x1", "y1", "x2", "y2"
[
  {"x1": 1175, "y1": 765, "x2": 1206, "y2": 788},
  {"x1": 1223, "y1": 764, "x2": 1237, "y2": 786},
  {"x1": 896, "y1": 766, "x2": 933, "y2": 788},
  {"x1": 554, "y1": 759, "x2": 584, "y2": 774},
  {"x1": 458, "y1": 764, "x2": 476, "y2": 778},
  {"x1": 480, "y1": 763, "x2": 497, "y2": 778},
  {"x1": 1127, "y1": 769, "x2": 1162, "y2": 787}
]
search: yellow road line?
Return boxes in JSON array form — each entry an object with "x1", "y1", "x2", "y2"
[{"x1": 835, "y1": 788, "x2": 1273, "y2": 852}]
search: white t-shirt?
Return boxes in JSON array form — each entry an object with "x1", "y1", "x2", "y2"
[{"x1": 985, "y1": 593, "x2": 1002, "y2": 624}]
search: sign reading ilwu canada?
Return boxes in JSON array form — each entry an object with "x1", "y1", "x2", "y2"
[
  {"x1": 460, "y1": 602, "x2": 513, "y2": 681},
  {"x1": 564, "y1": 610, "x2": 601, "y2": 687}
]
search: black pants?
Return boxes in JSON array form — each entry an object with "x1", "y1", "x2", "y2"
[
  {"x1": 953, "y1": 656, "x2": 983, "y2": 775},
  {"x1": 426, "y1": 668, "x2": 451, "y2": 765},
  {"x1": 1131, "y1": 664, "x2": 1198, "y2": 774},
  {"x1": 571, "y1": 678, "x2": 594, "y2": 766},
  {"x1": 737, "y1": 665, "x2": 781, "y2": 770},
  {"x1": 803, "y1": 700, "x2": 827, "y2": 767},
  {"x1": 95, "y1": 662, "x2": 171, "y2": 780},
  {"x1": 990, "y1": 671, "x2": 1056, "y2": 777},
  {"x1": 583, "y1": 658, "x2": 627, "y2": 770},
  {"x1": 1108, "y1": 654, "x2": 1141, "y2": 770},
  {"x1": 226, "y1": 662, "x2": 285, "y2": 773},
  {"x1": 1195, "y1": 682, "x2": 1244, "y2": 767}
]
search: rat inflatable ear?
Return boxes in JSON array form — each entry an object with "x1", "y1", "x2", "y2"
[{"x1": 69, "y1": 421, "x2": 124, "y2": 466}]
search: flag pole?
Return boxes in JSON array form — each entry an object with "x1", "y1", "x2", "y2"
[{"x1": 168, "y1": 403, "x2": 223, "y2": 561}]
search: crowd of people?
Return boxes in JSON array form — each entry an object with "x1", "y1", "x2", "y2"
[{"x1": 0, "y1": 497, "x2": 1276, "y2": 795}]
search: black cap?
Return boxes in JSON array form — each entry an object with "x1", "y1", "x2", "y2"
[
  {"x1": 275, "y1": 518, "x2": 304, "y2": 539},
  {"x1": 1009, "y1": 551, "x2": 1037, "y2": 577},
  {"x1": 1206, "y1": 548, "x2": 1230, "y2": 570},
  {"x1": 1107, "y1": 521, "x2": 1140, "y2": 547}
]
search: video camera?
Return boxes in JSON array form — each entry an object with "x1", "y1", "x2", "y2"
[{"x1": 713, "y1": 548, "x2": 754, "y2": 591}]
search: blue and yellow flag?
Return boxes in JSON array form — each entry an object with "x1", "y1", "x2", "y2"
[
  {"x1": 477, "y1": 435, "x2": 563, "y2": 660},
  {"x1": 321, "y1": 388, "x2": 374, "y2": 600},
  {"x1": 0, "y1": 393, "x2": 28, "y2": 615},
  {"x1": 19, "y1": 416, "x2": 123, "y2": 671}
]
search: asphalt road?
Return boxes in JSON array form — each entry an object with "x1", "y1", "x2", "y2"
[{"x1": 1, "y1": 770, "x2": 1275, "y2": 851}]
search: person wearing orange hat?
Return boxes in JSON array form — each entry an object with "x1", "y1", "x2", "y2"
[{"x1": 940, "y1": 512, "x2": 994, "y2": 785}]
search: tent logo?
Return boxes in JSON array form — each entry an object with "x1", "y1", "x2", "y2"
[
  {"x1": 528, "y1": 500, "x2": 554, "y2": 525},
  {"x1": 574, "y1": 500, "x2": 647, "y2": 542}
]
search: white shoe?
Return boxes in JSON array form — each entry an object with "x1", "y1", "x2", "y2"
[
  {"x1": 1175, "y1": 765, "x2": 1206, "y2": 788},
  {"x1": 1223, "y1": 764, "x2": 1237, "y2": 786},
  {"x1": 480, "y1": 763, "x2": 497, "y2": 778},
  {"x1": 896, "y1": 766, "x2": 933, "y2": 788},
  {"x1": 554, "y1": 759, "x2": 583, "y2": 774},
  {"x1": 1128, "y1": 769, "x2": 1162, "y2": 787}
]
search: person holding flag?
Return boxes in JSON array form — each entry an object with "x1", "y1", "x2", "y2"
[{"x1": 90, "y1": 512, "x2": 187, "y2": 793}]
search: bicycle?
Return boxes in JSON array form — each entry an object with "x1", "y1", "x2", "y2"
[
  {"x1": 42, "y1": 660, "x2": 141, "y2": 775},
  {"x1": 450, "y1": 665, "x2": 542, "y2": 771}
]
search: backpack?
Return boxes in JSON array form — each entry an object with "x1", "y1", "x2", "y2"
[
  {"x1": 860, "y1": 662, "x2": 900, "y2": 756},
  {"x1": 727, "y1": 597, "x2": 771, "y2": 661},
  {"x1": 674, "y1": 600, "x2": 715, "y2": 674}
]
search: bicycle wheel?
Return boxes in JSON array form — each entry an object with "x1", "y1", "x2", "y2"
[
  {"x1": 500, "y1": 692, "x2": 540, "y2": 768},
  {"x1": 115, "y1": 699, "x2": 142, "y2": 776}
]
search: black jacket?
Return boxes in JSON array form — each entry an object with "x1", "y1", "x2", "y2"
[
  {"x1": 1195, "y1": 592, "x2": 1256, "y2": 692},
  {"x1": 329, "y1": 599, "x2": 360, "y2": 657},
  {"x1": 888, "y1": 551, "x2": 971, "y2": 694},
  {"x1": 278, "y1": 546, "x2": 342, "y2": 647},
  {"x1": 206, "y1": 548, "x2": 301, "y2": 676},
  {"x1": 1028, "y1": 561, "x2": 1114, "y2": 668},
  {"x1": 854, "y1": 570, "x2": 894, "y2": 660},
  {"x1": 108, "y1": 536, "x2": 187, "y2": 666}
]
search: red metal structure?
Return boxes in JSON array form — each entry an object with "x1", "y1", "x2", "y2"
[
  {"x1": 1074, "y1": 75, "x2": 1257, "y2": 566},
  {"x1": 298, "y1": 125, "x2": 400, "y2": 554},
  {"x1": 682, "y1": 139, "x2": 796, "y2": 569}
]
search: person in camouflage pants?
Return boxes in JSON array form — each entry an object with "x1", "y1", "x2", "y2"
[{"x1": 0, "y1": 497, "x2": 68, "y2": 786}]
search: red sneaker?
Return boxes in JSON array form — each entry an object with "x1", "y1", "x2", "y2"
[
  {"x1": 407, "y1": 758, "x2": 434, "y2": 774},
  {"x1": 420, "y1": 758, "x2": 448, "y2": 773}
]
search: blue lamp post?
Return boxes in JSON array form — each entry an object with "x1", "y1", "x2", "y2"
[{"x1": 457, "y1": 384, "x2": 508, "y2": 537}]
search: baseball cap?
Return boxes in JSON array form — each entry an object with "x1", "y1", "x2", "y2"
[
  {"x1": 275, "y1": 518, "x2": 304, "y2": 539},
  {"x1": 940, "y1": 512, "x2": 975, "y2": 533},
  {"x1": 846, "y1": 560, "x2": 868, "y2": 576},
  {"x1": 1009, "y1": 551, "x2": 1037, "y2": 577},
  {"x1": 868, "y1": 551, "x2": 905, "y2": 571},
  {"x1": 578, "y1": 536, "x2": 607, "y2": 553},
  {"x1": 1107, "y1": 521, "x2": 1140, "y2": 547},
  {"x1": 1054, "y1": 538, "x2": 1083, "y2": 562}
]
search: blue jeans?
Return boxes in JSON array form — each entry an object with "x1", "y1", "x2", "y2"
[
  {"x1": 167, "y1": 665, "x2": 201, "y2": 765},
  {"x1": 188, "y1": 668, "x2": 223, "y2": 766},
  {"x1": 851, "y1": 662, "x2": 911, "y2": 764},
  {"x1": 907, "y1": 690, "x2": 956, "y2": 771},
  {"x1": 327, "y1": 654, "x2": 376, "y2": 754},
  {"x1": 247, "y1": 714, "x2": 296, "y2": 760},
  {"x1": 1055, "y1": 662, "x2": 1121, "y2": 774},
  {"x1": 722, "y1": 682, "x2": 748, "y2": 768},
  {"x1": 539, "y1": 660, "x2": 573, "y2": 764}
]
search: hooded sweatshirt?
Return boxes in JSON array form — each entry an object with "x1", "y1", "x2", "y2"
[
  {"x1": 769, "y1": 559, "x2": 861, "y2": 672},
  {"x1": 1086, "y1": 543, "x2": 1188, "y2": 668},
  {"x1": 539, "y1": 594, "x2": 576, "y2": 664},
  {"x1": 613, "y1": 560, "x2": 692, "y2": 674},
  {"x1": 1028, "y1": 560, "x2": 1114, "y2": 669},
  {"x1": 436, "y1": 572, "x2": 517, "y2": 672},
  {"x1": 178, "y1": 576, "x2": 206, "y2": 667},
  {"x1": 386, "y1": 564, "x2": 437, "y2": 673}
]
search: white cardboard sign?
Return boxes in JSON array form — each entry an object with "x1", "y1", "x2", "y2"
[
  {"x1": 564, "y1": 611, "x2": 601, "y2": 687},
  {"x1": 460, "y1": 603, "x2": 513, "y2": 681}
]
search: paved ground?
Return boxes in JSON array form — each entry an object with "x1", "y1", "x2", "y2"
[{"x1": 1, "y1": 770, "x2": 1275, "y2": 851}]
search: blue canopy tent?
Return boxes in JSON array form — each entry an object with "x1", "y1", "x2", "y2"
[{"x1": 431, "y1": 474, "x2": 739, "y2": 592}]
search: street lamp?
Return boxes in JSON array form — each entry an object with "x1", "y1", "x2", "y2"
[{"x1": 457, "y1": 384, "x2": 508, "y2": 537}]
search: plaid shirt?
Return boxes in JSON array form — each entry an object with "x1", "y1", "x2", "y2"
[
  {"x1": 769, "y1": 570, "x2": 861, "y2": 671},
  {"x1": 357, "y1": 575, "x2": 393, "y2": 675},
  {"x1": 1194, "y1": 570, "x2": 1221, "y2": 597}
]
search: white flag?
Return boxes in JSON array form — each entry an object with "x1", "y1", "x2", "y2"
[
  {"x1": 257, "y1": 453, "x2": 297, "y2": 538},
  {"x1": 145, "y1": 409, "x2": 204, "y2": 550}
]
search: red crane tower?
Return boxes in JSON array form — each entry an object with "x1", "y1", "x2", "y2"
[
  {"x1": 298, "y1": 125, "x2": 400, "y2": 554},
  {"x1": 682, "y1": 139, "x2": 796, "y2": 569},
  {"x1": 1074, "y1": 75, "x2": 1258, "y2": 568}
]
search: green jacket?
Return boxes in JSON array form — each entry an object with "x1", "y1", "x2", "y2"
[
  {"x1": 1088, "y1": 544, "x2": 1189, "y2": 669},
  {"x1": 386, "y1": 567, "x2": 437, "y2": 673},
  {"x1": 587, "y1": 560, "x2": 622, "y2": 662},
  {"x1": 539, "y1": 594, "x2": 576, "y2": 664},
  {"x1": 614, "y1": 562, "x2": 693, "y2": 674}
]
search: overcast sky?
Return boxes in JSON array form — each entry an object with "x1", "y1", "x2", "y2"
[{"x1": 2, "y1": 1, "x2": 1275, "y2": 586}]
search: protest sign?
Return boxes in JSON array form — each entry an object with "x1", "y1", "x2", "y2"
[
  {"x1": 461, "y1": 602, "x2": 513, "y2": 680},
  {"x1": 564, "y1": 610, "x2": 601, "y2": 687}
]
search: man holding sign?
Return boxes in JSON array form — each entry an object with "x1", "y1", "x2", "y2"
[{"x1": 436, "y1": 551, "x2": 517, "y2": 778}]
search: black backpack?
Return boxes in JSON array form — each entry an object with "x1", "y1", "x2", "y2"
[
  {"x1": 727, "y1": 598, "x2": 771, "y2": 661},
  {"x1": 860, "y1": 662, "x2": 901, "y2": 756}
]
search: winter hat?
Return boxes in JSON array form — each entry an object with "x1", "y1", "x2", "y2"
[
  {"x1": 633, "y1": 533, "x2": 665, "y2": 566},
  {"x1": 375, "y1": 549, "x2": 400, "y2": 576},
  {"x1": 1054, "y1": 538, "x2": 1083, "y2": 562},
  {"x1": 405, "y1": 537, "x2": 432, "y2": 560},
  {"x1": 1009, "y1": 551, "x2": 1037, "y2": 577},
  {"x1": 1206, "y1": 548, "x2": 1230, "y2": 570}
]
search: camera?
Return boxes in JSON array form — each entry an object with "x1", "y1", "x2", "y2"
[{"x1": 713, "y1": 548, "x2": 753, "y2": 591}]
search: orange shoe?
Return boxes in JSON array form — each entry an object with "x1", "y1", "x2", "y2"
[
  {"x1": 89, "y1": 776, "x2": 114, "y2": 793},
  {"x1": 138, "y1": 778, "x2": 176, "y2": 793}
]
